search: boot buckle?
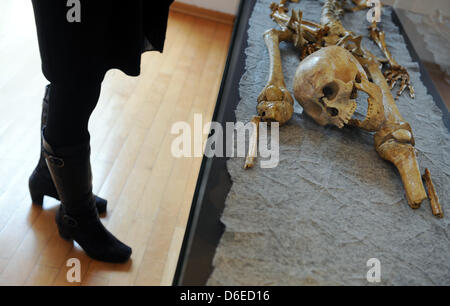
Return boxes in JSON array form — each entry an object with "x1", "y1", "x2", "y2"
[
  {"x1": 48, "y1": 156, "x2": 64, "y2": 167},
  {"x1": 63, "y1": 215, "x2": 78, "y2": 227}
]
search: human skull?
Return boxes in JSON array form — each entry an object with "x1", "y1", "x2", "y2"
[{"x1": 293, "y1": 46, "x2": 384, "y2": 131}]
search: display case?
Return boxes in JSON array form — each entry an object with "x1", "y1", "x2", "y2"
[{"x1": 174, "y1": 0, "x2": 450, "y2": 286}]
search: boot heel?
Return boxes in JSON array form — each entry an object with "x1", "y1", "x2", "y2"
[{"x1": 29, "y1": 187, "x2": 44, "y2": 206}]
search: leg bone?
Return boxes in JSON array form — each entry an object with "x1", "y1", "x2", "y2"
[{"x1": 245, "y1": 26, "x2": 295, "y2": 169}]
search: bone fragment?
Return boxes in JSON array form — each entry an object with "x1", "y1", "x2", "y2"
[
  {"x1": 422, "y1": 169, "x2": 444, "y2": 218},
  {"x1": 244, "y1": 116, "x2": 262, "y2": 169}
]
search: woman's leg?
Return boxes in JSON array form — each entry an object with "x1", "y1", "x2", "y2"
[
  {"x1": 45, "y1": 76, "x2": 102, "y2": 148},
  {"x1": 28, "y1": 81, "x2": 107, "y2": 213},
  {"x1": 41, "y1": 74, "x2": 132, "y2": 263},
  {"x1": 31, "y1": 0, "x2": 131, "y2": 262}
]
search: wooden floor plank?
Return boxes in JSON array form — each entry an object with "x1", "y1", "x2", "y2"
[{"x1": 25, "y1": 265, "x2": 59, "y2": 286}]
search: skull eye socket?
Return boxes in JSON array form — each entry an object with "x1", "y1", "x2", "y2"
[
  {"x1": 322, "y1": 82, "x2": 338, "y2": 100},
  {"x1": 327, "y1": 107, "x2": 339, "y2": 117}
]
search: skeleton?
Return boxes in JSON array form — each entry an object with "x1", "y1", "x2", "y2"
[{"x1": 246, "y1": 0, "x2": 441, "y2": 213}]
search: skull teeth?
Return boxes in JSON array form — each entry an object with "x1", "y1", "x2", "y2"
[{"x1": 338, "y1": 101, "x2": 357, "y2": 126}]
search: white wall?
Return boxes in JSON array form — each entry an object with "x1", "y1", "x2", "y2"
[{"x1": 176, "y1": 0, "x2": 240, "y2": 15}]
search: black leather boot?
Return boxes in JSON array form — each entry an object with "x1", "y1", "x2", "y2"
[
  {"x1": 43, "y1": 136, "x2": 132, "y2": 263},
  {"x1": 29, "y1": 85, "x2": 107, "y2": 214}
]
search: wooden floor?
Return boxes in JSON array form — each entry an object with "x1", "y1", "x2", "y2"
[{"x1": 0, "y1": 0, "x2": 232, "y2": 285}]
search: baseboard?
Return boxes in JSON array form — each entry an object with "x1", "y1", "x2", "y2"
[{"x1": 170, "y1": 2, "x2": 235, "y2": 25}]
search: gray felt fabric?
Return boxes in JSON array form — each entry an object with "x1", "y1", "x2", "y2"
[{"x1": 207, "y1": 0, "x2": 450, "y2": 286}]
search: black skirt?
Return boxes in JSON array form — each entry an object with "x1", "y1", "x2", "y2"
[{"x1": 31, "y1": 0, "x2": 174, "y2": 82}]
